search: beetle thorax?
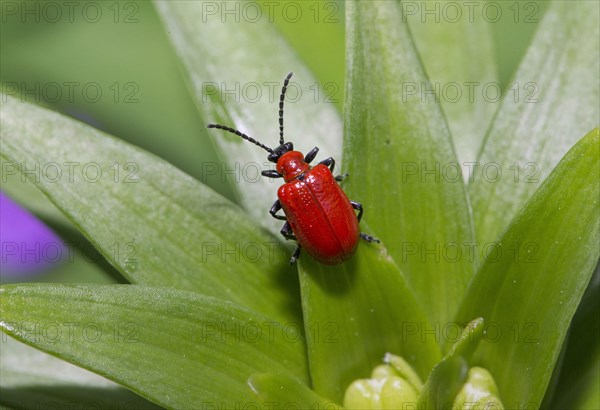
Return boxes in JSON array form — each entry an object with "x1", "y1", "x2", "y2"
[{"x1": 276, "y1": 151, "x2": 310, "y2": 182}]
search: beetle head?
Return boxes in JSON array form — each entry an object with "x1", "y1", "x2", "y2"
[{"x1": 267, "y1": 142, "x2": 294, "y2": 163}]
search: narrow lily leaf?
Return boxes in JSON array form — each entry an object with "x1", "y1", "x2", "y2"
[
  {"x1": 457, "y1": 129, "x2": 600, "y2": 406},
  {"x1": 298, "y1": 245, "x2": 441, "y2": 402},
  {"x1": 344, "y1": 0, "x2": 475, "y2": 325},
  {"x1": 0, "y1": 96, "x2": 300, "y2": 324},
  {"x1": 419, "y1": 318, "x2": 485, "y2": 409},
  {"x1": 470, "y1": 0, "x2": 600, "y2": 247},
  {"x1": 0, "y1": 337, "x2": 159, "y2": 410},
  {"x1": 549, "y1": 267, "x2": 600, "y2": 409},
  {"x1": 248, "y1": 373, "x2": 339, "y2": 408},
  {"x1": 408, "y1": 4, "x2": 498, "y2": 166},
  {"x1": 154, "y1": 1, "x2": 343, "y2": 234},
  {"x1": 0, "y1": 284, "x2": 309, "y2": 408}
]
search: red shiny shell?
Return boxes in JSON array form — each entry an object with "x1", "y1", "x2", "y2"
[{"x1": 277, "y1": 164, "x2": 360, "y2": 265}]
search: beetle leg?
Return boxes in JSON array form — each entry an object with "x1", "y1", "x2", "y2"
[
  {"x1": 335, "y1": 172, "x2": 349, "y2": 183},
  {"x1": 360, "y1": 232, "x2": 380, "y2": 243},
  {"x1": 262, "y1": 170, "x2": 283, "y2": 179},
  {"x1": 350, "y1": 200, "x2": 364, "y2": 222},
  {"x1": 280, "y1": 223, "x2": 303, "y2": 264},
  {"x1": 280, "y1": 221, "x2": 296, "y2": 240},
  {"x1": 319, "y1": 157, "x2": 336, "y2": 173},
  {"x1": 352, "y1": 202, "x2": 381, "y2": 243},
  {"x1": 290, "y1": 246, "x2": 302, "y2": 264},
  {"x1": 269, "y1": 199, "x2": 287, "y2": 220},
  {"x1": 304, "y1": 147, "x2": 319, "y2": 164}
]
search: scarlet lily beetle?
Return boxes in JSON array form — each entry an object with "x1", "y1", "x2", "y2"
[{"x1": 208, "y1": 72, "x2": 379, "y2": 265}]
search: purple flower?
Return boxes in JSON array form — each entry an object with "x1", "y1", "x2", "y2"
[{"x1": 0, "y1": 191, "x2": 65, "y2": 278}]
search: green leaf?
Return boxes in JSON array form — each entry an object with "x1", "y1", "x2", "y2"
[
  {"x1": 298, "y1": 245, "x2": 441, "y2": 402},
  {"x1": 344, "y1": 0, "x2": 475, "y2": 325},
  {"x1": 408, "y1": 3, "x2": 498, "y2": 166},
  {"x1": 0, "y1": 96, "x2": 300, "y2": 324},
  {"x1": 470, "y1": 0, "x2": 600, "y2": 247},
  {"x1": 419, "y1": 318, "x2": 485, "y2": 409},
  {"x1": 457, "y1": 129, "x2": 600, "y2": 406},
  {"x1": 549, "y1": 267, "x2": 600, "y2": 409},
  {"x1": 248, "y1": 373, "x2": 339, "y2": 408},
  {"x1": 0, "y1": 284, "x2": 309, "y2": 408},
  {"x1": 154, "y1": 1, "x2": 343, "y2": 235},
  {"x1": 0, "y1": 337, "x2": 160, "y2": 410}
]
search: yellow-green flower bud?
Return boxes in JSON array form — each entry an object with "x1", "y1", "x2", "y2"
[
  {"x1": 380, "y1": 375, "x2": 419, "y2": 408},
  {"x1": 343, "y1": 378, "x2": 382, "y2": 409},
  {"x1": 343, "y1": 354, "x2": 421, "y2": 409},
  {"x1": 453, "y1": 367, "x2": 504, "y2": 410}
]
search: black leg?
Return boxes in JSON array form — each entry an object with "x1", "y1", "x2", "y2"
[
  {"x1": 280, "y1": 221, "x2": 296, "y2": 240},
  {"x1": 350, "y1": 201, "x2": 363, "y2": 222},
  {"x1": 262, "y1": 170, "x2": 282, "y2": 178},
  {"x1": 290, "y1": 246, "x2": 302, "y2": 264},
  {"x1": 319, "y1": 157, "x2": 335, "y2": 173},
  {"x1": 269, "y1": 199, "x2": 287, "y2": 220},
  {"x1": 304, "y1": 147, "x2": 319, "y2": 164},
  {"x1": 335, "y1": 172, "x2": 349, "y2": 183},
  {"x1": 281, "y1": 222, "x2": 301, "y2": 263},
  {"x1": 360, "y1": 232, "x2": 380, "y2": 243}
]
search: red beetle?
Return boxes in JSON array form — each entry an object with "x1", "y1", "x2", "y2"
[{"x1": 208, "y1": 72, "x2": 379, "y2": 265}]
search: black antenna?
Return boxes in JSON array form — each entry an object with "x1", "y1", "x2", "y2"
[
  {"x1": 279, "y1": 72, "x2": 293, "y2": 146},
  {"x1": 207, "y1": 124, "x2": 273, "y2": 153}
]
